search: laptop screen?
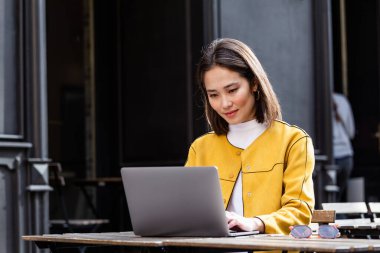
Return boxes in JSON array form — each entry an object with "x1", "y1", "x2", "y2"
[{"x1": 121, "y1": 166, "x2": 232, "y2": 237}]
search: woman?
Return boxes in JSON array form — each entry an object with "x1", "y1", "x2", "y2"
[{"x1": 185, "y1": 38, "x2": 315, "y2": 235}]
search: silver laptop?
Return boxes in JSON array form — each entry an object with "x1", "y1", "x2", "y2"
[{"x1": 120, "y1": 166, "x2": 259, "y2": 237}]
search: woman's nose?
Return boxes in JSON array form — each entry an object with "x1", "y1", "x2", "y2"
[{"x1": 221, "y1": 96, "x2": 232, "y2": 108}]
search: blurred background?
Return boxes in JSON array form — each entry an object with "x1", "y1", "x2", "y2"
[{"x1": 1, "y1": 0, "x2": 380, "y2": 252}]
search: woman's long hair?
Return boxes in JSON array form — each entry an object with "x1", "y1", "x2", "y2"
[{"x1": 197, "y1": 38, "x2": 282, "y2": 135}]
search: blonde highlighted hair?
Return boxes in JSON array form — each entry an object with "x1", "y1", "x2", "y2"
[{"x1": 197, "y1": 38, "x2": 282, "y2": 135}]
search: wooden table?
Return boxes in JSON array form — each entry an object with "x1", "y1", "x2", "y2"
[
  {"x1": 71, "y1": 177, "x2": 124, "y2": 226},
  {"x1": 23, "y1": 231, "x2": 380, "y2": 252},
  {"x1": 72, "y1": 177, "x2": 122, "y2": 187}
]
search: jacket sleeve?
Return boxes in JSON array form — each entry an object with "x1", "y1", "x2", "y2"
[
  {"x1": 184, "y1": 145, "x2": 196, "y2": 167},
  {"x1": 256, "y1": 135, "x2": 315, "y2": 234}
]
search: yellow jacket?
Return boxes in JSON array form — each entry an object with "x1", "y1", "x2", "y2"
[{"x1": 185, "y1": 120, "x2": 315, "y2": 234}]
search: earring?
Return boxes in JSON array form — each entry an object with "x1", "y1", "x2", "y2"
[{"x1": 255, "y1": 91, "x2": 260, "y2": 101}]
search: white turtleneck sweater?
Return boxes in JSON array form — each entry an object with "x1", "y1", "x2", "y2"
[{"x1": 226, "y1": 119, "x2": 267, "y2": 215}]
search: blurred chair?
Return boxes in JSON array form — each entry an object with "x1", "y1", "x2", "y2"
[
  {"x1": 49, "y1": 163, "x2": 109, "y2": 234},
  {"x1": 368, "y1": 202, "x2": 380, "y2": 223},
  {"x1": 347, "y1": 177, "x2": 365, "y2": 202},
  {"x1": 311, "y1": 210, "x2": 336, "y2": 224},
  {"x1": 321, "y1": 202, "x2": 371, "y2": 226},
  {"x1": 309, "y1": 209, "x2": 336, "y2": 232}
]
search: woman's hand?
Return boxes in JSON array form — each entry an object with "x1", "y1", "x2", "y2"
[{"x1": 225, "y1": 211, "x2": 264, "y2": 232}]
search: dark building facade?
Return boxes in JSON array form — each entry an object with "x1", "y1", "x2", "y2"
[{"x1": 2, "y1": 0, "x2": 379, "y2": 252}]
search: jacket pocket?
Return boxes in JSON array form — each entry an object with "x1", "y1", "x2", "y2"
[
  {"x1": 242, "y1": 162, "x2": 284, "y2": 173},
  {"x1": 219, "y1": 178, "x2": 236, "y2": 209}
]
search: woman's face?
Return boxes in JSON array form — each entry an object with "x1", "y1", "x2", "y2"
[{"x1": 204, "y1": 66, "x2": 257, "y2": 125}]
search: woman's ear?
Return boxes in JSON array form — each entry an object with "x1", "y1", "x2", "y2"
[{"x1": 251, "y1": 79, "x2": 259, "y2": 93}]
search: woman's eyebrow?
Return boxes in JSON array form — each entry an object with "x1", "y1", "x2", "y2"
[
  {"x1": 223, "y1": 82, "x2": 239, "y2": 89},
  {"x1": 206, "y1": 82, "x2": 239, "y2": 93}
]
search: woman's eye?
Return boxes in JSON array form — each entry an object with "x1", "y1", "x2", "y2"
[
  {"x1": 228, "y1": 88, "x2": 238, "y2": 93},
  {"x1": 208, "y1": 94, "x2": 218, "y2": 98}
]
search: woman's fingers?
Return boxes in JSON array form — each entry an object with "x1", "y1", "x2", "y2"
[{"x1": 228, "y1": 219, "x2": 238, "y2": 229}]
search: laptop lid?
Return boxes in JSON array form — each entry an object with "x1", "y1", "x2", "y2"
[{"x1": 121, "y1": 166, "x2": 234, "y2": 237}]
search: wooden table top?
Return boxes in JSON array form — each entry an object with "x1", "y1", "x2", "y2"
[
  {"x1": 22, "y1": 231, "x2": 380, "y2": 252},
  {"x1": 71, "y1": 177, "x2": 122, "y2": 187}
]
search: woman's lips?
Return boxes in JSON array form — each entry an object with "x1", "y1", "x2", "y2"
[{"x1": 224, "y1": 109, "x2": 238, "y2": 118}]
